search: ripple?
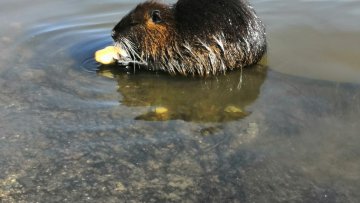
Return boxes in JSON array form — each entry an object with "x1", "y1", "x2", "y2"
[
  {"x1": 80, "y1": 57, "x2": 101, "y2": 73},
  {"x1": 15, "y1": 2, "x2": 132, "y2": 74},
  {"x1": 2, "y1": 7, "x2": 127, "y2": 112}
]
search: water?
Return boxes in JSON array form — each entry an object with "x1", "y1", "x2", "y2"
[{"x1": 0, "y1": 0, "x2": 359, "y2": 202}]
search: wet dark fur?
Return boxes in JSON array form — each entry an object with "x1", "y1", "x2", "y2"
[{"x1": 112, "y1": 0, "x2": 266, "y2": 76}]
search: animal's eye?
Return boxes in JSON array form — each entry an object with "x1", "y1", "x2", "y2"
[{"x1": 151, "y1": 10, "x2": 162, "y2": 23}]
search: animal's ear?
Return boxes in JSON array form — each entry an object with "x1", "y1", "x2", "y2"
[{"x1": 151, "y1": 10, "x2": 162, "y2": 23}]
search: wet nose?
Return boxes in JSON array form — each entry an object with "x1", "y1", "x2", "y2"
[{"x1": 111, "y1": 30, "x2": 117, "y2": 40}]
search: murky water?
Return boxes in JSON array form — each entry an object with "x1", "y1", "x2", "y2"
[{"x1": 0, "y1": 0, "x2": 359, "y2": 202}]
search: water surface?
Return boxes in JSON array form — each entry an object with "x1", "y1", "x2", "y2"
[{"x1": 0, "y1": 0, "x2": 359, "y2": 202}]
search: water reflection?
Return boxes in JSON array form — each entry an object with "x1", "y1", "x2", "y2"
[{"x1": 97, "y1": 64, "x2": 267, "y2": 122}]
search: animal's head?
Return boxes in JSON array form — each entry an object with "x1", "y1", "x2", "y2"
[{"x1": 112, "y1": 1, "x2": 175, "y2": 66}]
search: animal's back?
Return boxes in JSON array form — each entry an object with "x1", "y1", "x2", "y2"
[{"x1": 175, "y1": 0, "x2": 262, "y2": 40}]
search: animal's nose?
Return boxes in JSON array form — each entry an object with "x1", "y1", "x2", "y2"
[{"x1": 111, "y1": 30, "x2": 117, "y2": 40}]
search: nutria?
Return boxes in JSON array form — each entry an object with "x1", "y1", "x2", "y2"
[{"x1": 111, "y1": 0, "x2": 266, "y2": 76}]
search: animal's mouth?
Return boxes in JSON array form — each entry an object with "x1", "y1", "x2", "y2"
[
  {"x1": 114, "y1": 40, "x2": 148, "y2": 67},
  {"x1": 116, "y1": 55, "x2": 148, "y2": 67}
]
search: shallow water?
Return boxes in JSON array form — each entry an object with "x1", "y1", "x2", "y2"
[{"x1": 0, "y1": 0, "x2": 359, "y2": 202}]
